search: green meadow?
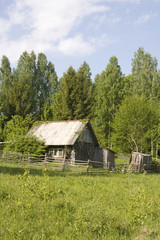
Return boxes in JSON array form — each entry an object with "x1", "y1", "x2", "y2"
[{"x1": 0, "y1": 162, "x2": 160, "y2": 240}]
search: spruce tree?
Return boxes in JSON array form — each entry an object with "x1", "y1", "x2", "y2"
[
  {"x1": 53, "y1": 63, "x2": 92, "y2": 121},
  {"x1": 53, "y1": 66, "x2": 78, "y2": 120},
  {"x1": 75, "y1": 61, "x2": 92, "y2": 119},
  {"x1": 61, "y1": 66, "x2": 77, "y2": 120},
  {"x1": 92, "y1": 56, "x2": 124, "y2": 147},
  {"x1": 53, "y1": 77, "x2": 64, "y2": 120}
]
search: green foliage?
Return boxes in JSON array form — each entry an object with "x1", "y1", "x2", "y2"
[
  {"x1": 112, "y1": 95, "x2": 159, "y2": 153},
  {"x1": 52, "y1": 77, "x2": 64, "y2": 120},
  {"x1": 0, "y1": 55, "x2": 13, "y2": 117},
  {"x1": 4, "y1": 114, "x2": 34, "y2": 140},
  {"x1": 92, "y1": 56, "x2": 125, "y2": 148},
  {"x1": 53, "y1": 66, "x2": 77, "y2": 120},
  {"x1": 53, "y1": 62, "x2": 92, "y2": 120},
  {"x1": 4, "y1": 135, "x2": 46, "y2": 155},
  {"x1": 0, "y1": 113, "x2": 7, "y2": 142},
  {"x1": 3, "y1": 115, "x2": 46, "y2": 154},
  {"x1": 13, "y1": 51, "x2": 37, "y2": 117},
  {"x1": 1, "y1": 48, "x2": 160, "y2": 157},
  {"x1": 61, "y1": 66, "x2": 77, "y2": 119},
  {"x1": 0, "y1": 51, "x2": 58, "y2": 120},
  {"x1": 131, "y1": 47, "x2": 160, "y2": 100},
  {"x1": 0, "y1": 164, "x2": 160, "y2": 239},
  {"x1": 36, "y1": 53, "x2": 58, "y2": 119},
  {"x1": 74, "y1": 62, "x2": 93, "y2": 119}
]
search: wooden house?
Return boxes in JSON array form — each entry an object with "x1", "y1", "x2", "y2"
[
  {"x1": 29, "y1": 120, "x2": 98, "y2": 163},
  {"x1": 29, "y1": 120, "x2": 115, "y2": 167}
]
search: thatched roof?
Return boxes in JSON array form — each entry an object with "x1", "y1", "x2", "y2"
[{"x1": 29, "y1": 120, "x2": 95, "y2": 146}]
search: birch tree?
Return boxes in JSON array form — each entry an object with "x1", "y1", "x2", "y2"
[{"x1": 112, "y1": 96, "x2": 159, "y2": 154}]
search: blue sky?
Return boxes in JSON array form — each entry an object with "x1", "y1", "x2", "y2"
[{"x1": 0, "y1": 0, "x2": 160, "y2": 80}]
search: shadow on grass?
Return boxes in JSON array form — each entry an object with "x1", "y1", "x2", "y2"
[
  {"x1": 2, "y1": 162, "x2": 158, "y2": 177},
  {"x1": 0, "y1": 163, "x2": 94, "y2": 177},
  {"x1": 0, "y1": 162, "x2": 118, "y2": 178}
]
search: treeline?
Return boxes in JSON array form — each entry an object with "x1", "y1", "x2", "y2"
[{"x1": 1, "y1": 47, "x2": 160, "y2": 156}]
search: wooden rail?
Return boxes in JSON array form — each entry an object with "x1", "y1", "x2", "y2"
[{"x1": 0, "y1": 150, "x2": 160, "y2": 173}]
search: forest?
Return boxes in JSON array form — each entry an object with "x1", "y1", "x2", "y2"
[{"x1": 0, "y1": 47, "x2": 160, "y2": 156}]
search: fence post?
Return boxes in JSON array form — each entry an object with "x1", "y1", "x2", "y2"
[
  {"x1": 62, "y1": 158, "x2": 66, "y2": 171},
  {"x1": 44, "y1": 153, "x2": 47, "y2": 168},
  {"x1": 20, "y1": 153, "x2": 22, "y2": 163},
  {"x1": 28, "y1": 153, "x2": 31, "y2": 165},
  {"x1": 6, "y1": 151, "x2": 8, "y2": 162},
  {"x1": 122, "y1": 163, "x2": 126, "y2": 174},
  {"x1": 86, "y1": 159, "x2": 90, "y2": 174}
]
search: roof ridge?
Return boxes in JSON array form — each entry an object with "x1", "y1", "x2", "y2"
[{"x1": 42, "y1": 120, "x2": 86, "y2": 124}]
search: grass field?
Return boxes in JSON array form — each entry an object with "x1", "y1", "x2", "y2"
[{"x1": 0, "y1": 162, "x2": 160, "y2": 240}]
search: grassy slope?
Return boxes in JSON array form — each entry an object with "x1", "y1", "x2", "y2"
[{"x1": 0, "y1": 162, "x2": 160, "y2": 240}]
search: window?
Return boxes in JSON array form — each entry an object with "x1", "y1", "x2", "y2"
[
  {"x1": 54, "y1": 150, "x2": 58, "y2": 156},
  {"x1": 53, "y1": 149, "x2": 63, "y2": 157},
  {"x1": 59, "y1": 150, "x2": 63, "y2": 156}
]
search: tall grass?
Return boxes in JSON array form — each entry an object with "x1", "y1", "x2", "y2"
[{"x1": 0, "y1": 162, "x2": 160, "y2": 240}]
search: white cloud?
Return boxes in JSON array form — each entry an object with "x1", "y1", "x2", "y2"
[
  {"x1": 57, "y1": 33, "x2": 116, "y2": 57},
  {"x1": 0, "y1": 0, "x2": 141, "y2": 63},
  {"x1": 0, "y1": 0, "x2": 110, "y2": 62},
  {"x1": 135, "y1": 13, "x2": 157, "y2": 24},
  {"x1": 58, "y1": 35, "x2": 94, "y2": 56}
]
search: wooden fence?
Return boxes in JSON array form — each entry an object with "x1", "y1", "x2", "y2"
[{"x1": 0, "y1": 150, "x2": 160, "y2": 174}]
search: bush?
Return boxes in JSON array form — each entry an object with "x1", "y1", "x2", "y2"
[
  {"x1": 3, "y1": 115, "x2": 47, "y2": 154},
  {"x1": 4, "y1": 135, "x2": 47, "y2": 155}
]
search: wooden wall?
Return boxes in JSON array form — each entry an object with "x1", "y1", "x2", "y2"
[
  {"x1": 130, "y1": 152, "x2": 152, "y2": 165},
  {"x1": 73, "y1": 142, "x2": 95, "y2": 162},
  {"x1": 93, "y1": 148, "x2": 115, "y2": 169}
]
